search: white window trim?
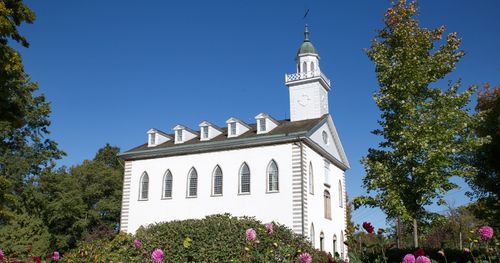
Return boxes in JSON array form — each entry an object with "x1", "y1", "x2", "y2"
[
  {"x1": 266, "y1": 160, "x2": 279, "y2": 193},
  {"x1": 238, "y1": 162, "x2": 251, "y2": 195},
  {"x1": 138, "y1": 172, "x2": 149, "y2": 201},
  {"x1": 186, "y1": 167, "x2": 198, "y2": 198},
  {"x1": 162, "y1": 170, "x2": 173, "y2": 199},
  {"x1": 211, "y1": 165, "x2": 223, "y2": 196}
]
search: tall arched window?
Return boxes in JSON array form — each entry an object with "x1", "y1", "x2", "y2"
[
  {"x1": 320, "y1": 232, "x2": 325, "y2": 251},
  {"x1": 302, "y1": 61, "x2": 307, "y2": 73},
  {"x1": 187, "y1": 168, "x2": 198, "y2": 197},
  {"x1": 310, "y1": 61, "x2": 315, "y2": 72},
  {"x1": 339, "y1": 180, "x2": 343, "y2": 208},
  {"x1": 212, "y1": 165, "x2": 223, "y2": 196},
  {"x1": 340, "y1": 230, "x2": 345, "y2": 258},
  {"x1": 162, "y1": 170, "x2": 173, "y2": 199},
  {"x1": 333, "y1": 235, "x2": 338, "y2": 256},
  {"x1": 239, "y1": 163, "x2": 251, "y2": 194},
  {"x1": 139, "y1": 172, "x2": 149, "y2": 200},
  {"x1": 310, "y1": 223, "x2": 315, "y2": 246},
  {"x1": 267, "y1": 160, "x2": 279, "y2": 192},
  {"x1": 309, "y1": 162, "x2": 314, "y2": 194},
  {"x1": 324, "y1": 190, "x2": 331, "y2": 219}
]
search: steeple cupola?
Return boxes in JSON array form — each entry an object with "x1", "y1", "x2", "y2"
[{"x1": 285, "y1": 25, "x2": 332, "y2": 122}]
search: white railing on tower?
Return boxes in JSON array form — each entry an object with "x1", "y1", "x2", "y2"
[{"x1": 285, "y1": 70, "x2": 331, "y2": 86}]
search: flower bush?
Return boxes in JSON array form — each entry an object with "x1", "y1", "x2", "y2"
[{"x1": 60, "y1": 214, "x2": 337, "y2": 262}]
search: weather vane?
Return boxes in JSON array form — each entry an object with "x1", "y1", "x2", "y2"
[{"x1": 303, "y1": 8, "x2": 310, "y2": 23}]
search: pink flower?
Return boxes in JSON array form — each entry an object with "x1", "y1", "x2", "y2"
[
  {"x1": 151, "y1": 248, "x2": 164, "y2": 263},
  {"x1": 265, "y1": 223, "x2": 273, "y2": 234},
  {"x1": 298, "y1": 252, "x2": 312, "y2": 263},
  {"x1": 52, "y1": 251, "x2": 60, "y2": 261},
  {"x1": 245, "y1": 228, "x2": 256, "y2": 241},
  {"x1": 0, "y1": 249, "x2": 4, "y2": 260},
  {"x1": 133, "y1": 239, "x2": 141, "y2": 248},
  {"x1": 403, "y1": 254, "x2": 416, "y2": 263},
  {"x1": 416, "y1": 256, "x2": 431, "y2": 263},
  {"x1": 478, "y1": 226, "x2": 494, "y2": 241}
]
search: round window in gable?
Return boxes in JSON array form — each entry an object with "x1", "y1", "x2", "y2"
[{"x1": 322, "y1": 131, "x2": 329, "y2": 145}]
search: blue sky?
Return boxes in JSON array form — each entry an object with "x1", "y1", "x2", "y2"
[{"x1": 19, "y1": 0, "x2": 500, "y2": 229}]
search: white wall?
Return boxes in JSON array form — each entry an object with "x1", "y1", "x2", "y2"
[
  {"x1": 126, "y1": 144, "x2": 294, "y2": 233},
  {"x1": 305, "y1": 144, "x2": 347, "y2": 258},
  {"x1": 289, "y1": 82, "x2": 329, "y2": 122}
]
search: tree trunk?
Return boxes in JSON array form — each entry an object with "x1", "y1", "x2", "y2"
[{"x1": 413, "y1": 218, "x2": 419, "y2": 248}]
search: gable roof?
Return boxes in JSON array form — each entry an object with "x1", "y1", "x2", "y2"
[{"x1": 119, "y1": 115, "x2": 349, "y2": 171}]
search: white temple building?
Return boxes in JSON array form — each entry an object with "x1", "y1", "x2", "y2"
[{"x1": 119, "y1": 25, "x2": 350, "y2": 257}]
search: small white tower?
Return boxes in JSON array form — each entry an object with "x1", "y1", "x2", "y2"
[{"x1": 285, "y1": 25, "x2": 331, "y2": 122}]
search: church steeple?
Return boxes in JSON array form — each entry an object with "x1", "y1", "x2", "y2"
[{"x1": 285, "y1": 25, "x2": 331, "y2": 122}]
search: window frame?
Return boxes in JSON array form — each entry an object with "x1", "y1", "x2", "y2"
[
  {"x1": 238, "y1": 162, "x2": 251, "y2": 195},
  {"x1": 320, "y1": 232, "x2": 325, "y2": 251},
  {"x1": 162, "y1": 170, "x2": 173, "y2": 199},
  {"x1": 310, "y1": 223, "x2": 315, "y2": 246},
  {"x1": 186, "y1": 167, "x2": 198, "y2": 198},
  {"x1": 309, "y1": 162, "x2": 314, "y2": 195},
  {"x1": 230, "y1": 122, "x2": 237, "y2": 136},
  {"x1": 150, "y1": 133, "x2": 156, "y2": 145},
  {"x1": 138, "y1": 172, "x2": 149, "y2": 201},
  {"x1": 324, "y1": 190, "x2": 332, "y2": 219},
  {"x1": 259, "y1": 118, "x2": 266, "y2": 132},
  {"x1": 211, "y1": 165, "x2": 223, "y2": 196},
  {"x1": 176, "y1": 130, "x2": 183, "y2": 142},
  {"x1": 202, "y1": 126, "x2": 209, "y2": 139},
  {"x1": 266, "y1": 160, "x2": 279, "y2": 193}
]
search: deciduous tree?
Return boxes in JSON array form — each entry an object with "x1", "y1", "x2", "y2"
[{"x1": 353, "y1": 0, "x2": 485, "y2": 248}]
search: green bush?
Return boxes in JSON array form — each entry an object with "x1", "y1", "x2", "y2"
[{"x1": 62, "y1": 214, "x2": 332, "y2": 262}]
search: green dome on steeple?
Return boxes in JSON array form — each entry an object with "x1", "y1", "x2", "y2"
[{"x1": 297, "y1": 25, "x2": 318, "y2": 56}]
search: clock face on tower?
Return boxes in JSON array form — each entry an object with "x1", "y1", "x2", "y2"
[{"x1": 297, "y1": 93, "x2": 310, "y2": 107}]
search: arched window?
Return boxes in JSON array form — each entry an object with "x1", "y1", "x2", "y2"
[
  {"x1": 309, "y1": 162, "x2": 314, "y2": 194},
  {"x1": 333, "y1": 235, "x2": 338, "y2": 256},
  {"x1": 187, "y1": 168, "x2": 198, "y2": 197},
  {"x1": 310, "y1": 61, "x2": 315, "y2": 72},
  {"x1": 339, "y1": 180, "x2": 343, "y2": 208},
  {"x1": 139, "y1": 172, "x2": 149, "y2": 200},
  {"x1": 320, "y1": 232, "x2": 325, "y2": 251},
  {"x1": 340, "y1": 230, "x2": 345, "y2": 258},
  {"x1": 239, "y1": 163, "x2": 251, "y2": 194},
  {"x1": 267, "y1": 160, "x2": 279, "y2": 192},
  {"x1": 212, "y1": 165, "x2": 223, "y2": 196},
  {"x1": 162, "y1": 170, "x2": 173, "y2": 199},
  {"x1": 302, "y1": 61, "x2": 307, "y2": 73},
  {"x1": 310, "y1": 223, "x2": 315, "y2": 246},
  {"x1": 324, "y1": 190, "x2": 331, "y2": 219}
]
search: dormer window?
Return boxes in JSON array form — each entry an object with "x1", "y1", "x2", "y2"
[
  {"x1": 147, "y1": 128, "x2": 172, "y2": 147},
  {"x1": 230, "y1": 123, "x2": 237, "y2": 135},
  {"x1": 202, "y1": 126, "x2": 209, "y2": 139},
  {"x1": 176, "y1": 130, "x2": 183, "y2": 142},
  {"x1": 198, "y1": 121, "x2": 222, "y2": 141},
  {"x1": 259, "y1": 119, "x2": 266, "y2": 132},
  {"x1": 150, "y1": 133, "x2": 156, "y2": 145},
  {"x1": 255, "y1": 113, "x2": 279, "y2": 134},
  {"x1": 226, "y1": 117, "x2": 250, "y2": 138},
  {"x1": 173, "y1": 125, "x2": 198, "y2": 144}
]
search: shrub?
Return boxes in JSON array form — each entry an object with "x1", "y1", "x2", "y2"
[{"x1": 62, "y1": 214, "x2": 331, "y2": 262}]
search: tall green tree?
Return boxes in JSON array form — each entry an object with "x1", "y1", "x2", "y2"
[
  {"x1": 353, "y1": 0, "x2": 485, "y2": 248},
  {"x1": 0, "y1": 0, "x2": 63, "y2": 221},
  {"x1": 467, "y1": 84, "x2": 500, "y2": 228},
  {"x1": 37, "y1": 144, "x2": 123, "y2": 252}
]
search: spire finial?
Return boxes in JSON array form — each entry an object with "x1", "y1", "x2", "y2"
[{"x1": 304, "y1": 24, "x2": 310, "y2": 42}]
